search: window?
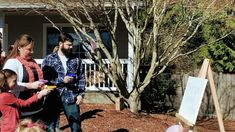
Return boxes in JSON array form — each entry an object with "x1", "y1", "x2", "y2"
[{"x1": 43, "y1": 24, "x2": 112, "y2": 58}]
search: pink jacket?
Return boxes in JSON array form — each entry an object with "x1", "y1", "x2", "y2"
[{"x1": 0, "y1": 92, "x2": 39, "y2": 132}]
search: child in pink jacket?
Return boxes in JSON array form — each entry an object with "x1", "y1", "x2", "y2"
[{"x1": 0, "y1": 69, "x2": 51, "y2": 132}]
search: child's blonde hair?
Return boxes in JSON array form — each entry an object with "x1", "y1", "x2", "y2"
[{"x1": 16, "y1": 118, "x2": 46, "y2": 132}]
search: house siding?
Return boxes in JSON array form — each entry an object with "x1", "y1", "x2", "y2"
[{"x1": 4, "y1": 14, "x2": 128, "y2": 59}]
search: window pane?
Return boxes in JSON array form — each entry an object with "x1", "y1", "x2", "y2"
[
  {"x1": 46, "y1": 26, "x2": 112, "y2": 58},
  {"x1": 46, "y1": 27, "x2": 60, "y2": 55},
  {"x1": 62, "y1": 27, "x2": 87, "y2": 58},
  {"x1": 101, "y1": 31, "x2": 112, "y2": 51}
]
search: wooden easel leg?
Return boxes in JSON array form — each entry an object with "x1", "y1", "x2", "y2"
[
  {"x1": 198, "y1": 59, "x2": 209, "y2": 78},
  {"x1": 207, "y1": 65, "x2": 225, "y2": 132}
]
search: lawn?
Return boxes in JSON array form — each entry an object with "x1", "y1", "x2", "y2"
[{"x1": 58, "y1": 103, "x2": 235, "y2": 132}]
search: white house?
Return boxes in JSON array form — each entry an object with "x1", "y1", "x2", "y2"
[{"x1": 0, "y1": 1, "x2": 133, "y2": 103}]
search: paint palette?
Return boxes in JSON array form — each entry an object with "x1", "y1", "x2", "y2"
[
  {"x1": 67, "y1": 73, "x2": 76, "y2": 77},
  {"x1": 39, "y1": 79, "x2": 48, "y2": 83},
  {"x1": 46, "y1": 85, "x2": 57, "y2": 89}
]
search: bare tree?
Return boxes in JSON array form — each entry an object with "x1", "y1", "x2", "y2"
[{"x1": 35, "y1": 0, "x2": 229, "y2": 113}]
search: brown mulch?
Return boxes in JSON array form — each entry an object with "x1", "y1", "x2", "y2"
[{"x1": 59, "y1": 103, "x2": 235, "y2": 132}]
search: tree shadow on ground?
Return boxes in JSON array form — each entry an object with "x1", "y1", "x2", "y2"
[
  {"x1": 112, "y1": 128, "x2": 129, "y2": 132},
  {"x1": 60, "y1": 125, "x2": 70, "y2": 130},
  {"x1": 60, "y1": 109, "x2": 104, "y2": 130},
  {"x1": 81, "y1": 109, "x2": 104, "y2": 121}
]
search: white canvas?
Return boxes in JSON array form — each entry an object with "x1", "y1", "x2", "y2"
[{"x1": 178, "y1": 76, "x2": 208, "y2": 125}]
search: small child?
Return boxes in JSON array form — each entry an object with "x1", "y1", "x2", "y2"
[
  {"x1": 16, "y1": 118, "x2": 46, "y2": 132},
  {"x1": 0, "y1": 69, "x2": 51, "y2": 132}
]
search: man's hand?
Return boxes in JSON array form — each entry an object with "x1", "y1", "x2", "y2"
[
  {"x1": 76, "y1": 95, "x2": 83, "y2": 105},
  {"x1": 64, "y1": 76, "x2": 74, "y2": 83}
]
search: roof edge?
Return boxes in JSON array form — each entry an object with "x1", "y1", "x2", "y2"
[{"x1": 0, "y1": 3, "x2": 48, "y2": 9}]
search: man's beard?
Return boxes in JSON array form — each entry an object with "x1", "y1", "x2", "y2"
[{"x1": 61, "y1": 46, "x2": 72, "y2": 56}]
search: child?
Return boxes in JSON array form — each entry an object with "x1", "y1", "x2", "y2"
[
  {"x1": 16, "y1": 118, "x2": 46, "y2": 132},
  {"x1": 0, "y1": 69, "x2": 51, "y2": 132}
]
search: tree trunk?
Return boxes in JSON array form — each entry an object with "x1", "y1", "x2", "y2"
[{"x1": 128, "y1": 90, "x2": 141, "y2": 113}]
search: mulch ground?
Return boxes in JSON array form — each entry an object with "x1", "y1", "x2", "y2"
[{"x1": 59, "y1": 103, "x2": 235, "y2": 132}]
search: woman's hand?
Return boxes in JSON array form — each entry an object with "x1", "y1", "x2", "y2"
[
  {"x1": 27, "y1": 81, "x2": 45, "y2": 89},
  {"x1": 76, "y1": 95, "x2": 83, "y2": 105}
]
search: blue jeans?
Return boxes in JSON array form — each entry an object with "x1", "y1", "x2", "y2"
[
  {"x1": 43, "y1": 90, "x2": 82, "y2": 132},
  {"x1": 61, "y1": 94, "x2": 82, "y2": 132}
]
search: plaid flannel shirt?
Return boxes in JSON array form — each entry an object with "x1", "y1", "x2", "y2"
[{"x1": 42, "y1": 52, "x2": 85, "y2": 104}]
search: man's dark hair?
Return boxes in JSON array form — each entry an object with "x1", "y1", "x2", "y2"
[{"x1": 58, "y1": 32, "x2": 74, "y2": 43}]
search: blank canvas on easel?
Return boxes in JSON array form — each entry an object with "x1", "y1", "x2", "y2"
[{"x1": 178, "y1": 76, "x2": 208, "y2": 125}]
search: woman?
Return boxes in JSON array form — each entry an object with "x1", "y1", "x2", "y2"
[{"x1": 3, "y1": 34, "x2": 46, "y2": 120}]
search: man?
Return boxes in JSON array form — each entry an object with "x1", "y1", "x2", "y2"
[{"x1": 42, "y1": 32, "x2": 85, "y2": 132}]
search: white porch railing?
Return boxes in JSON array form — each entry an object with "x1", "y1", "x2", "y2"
[{"x1": 35, "y1": 59, "x2": 129, "y2": 91}]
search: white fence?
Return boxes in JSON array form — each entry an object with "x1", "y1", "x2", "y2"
[{"x1": 35, "y1": 59, "x2": 129, "y2": 91}]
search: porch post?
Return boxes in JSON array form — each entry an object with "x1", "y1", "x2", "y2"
[
  {"x1": 127, "y1": 33, "x2": 134, "y2": 92},
  {"x1": 0, "y1": 13, "x2": 5, "y2": 52},
  {"x1": 127, "y1": 4, "x2": 139, "y2": 93}
]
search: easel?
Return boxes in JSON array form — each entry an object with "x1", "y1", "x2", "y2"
[{"x1": 176, "y1": 59, "x2": 225, "y2": 132}]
